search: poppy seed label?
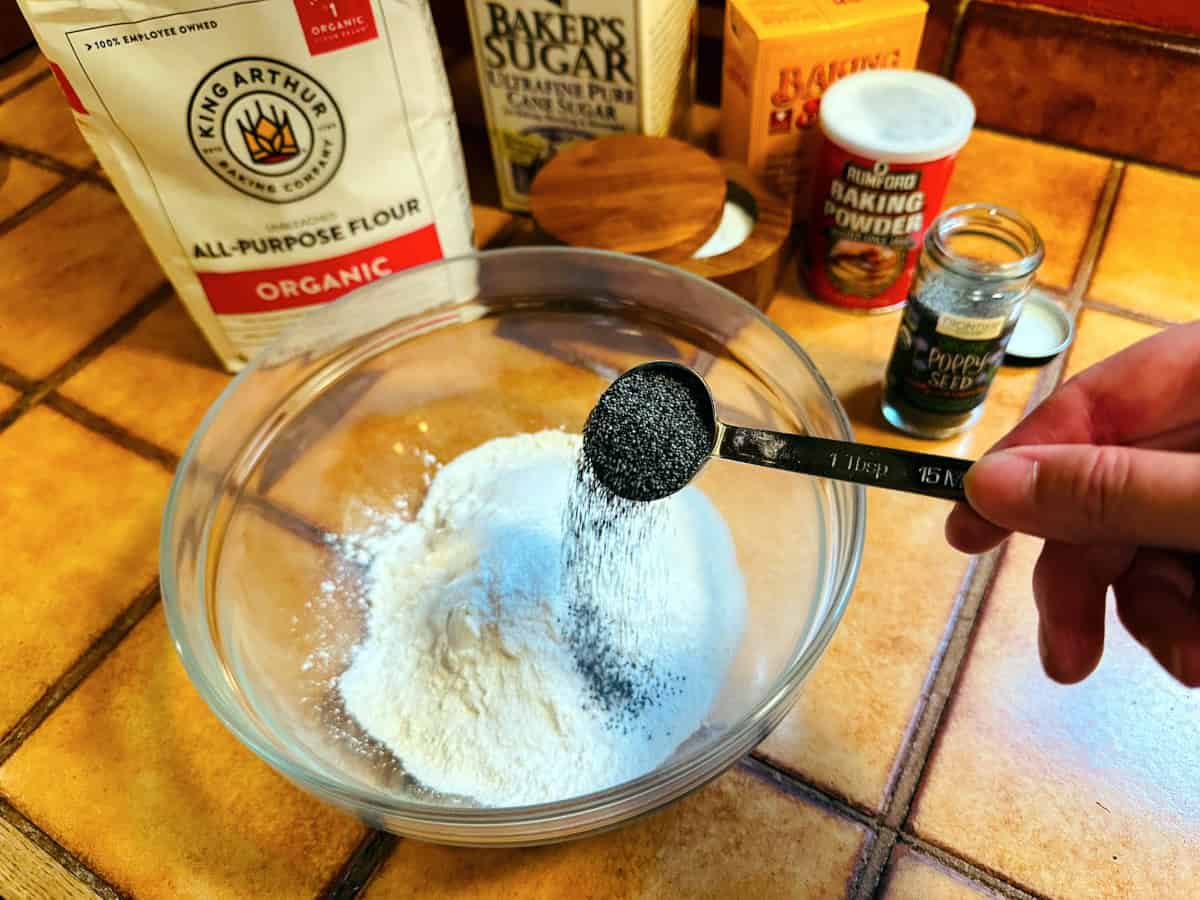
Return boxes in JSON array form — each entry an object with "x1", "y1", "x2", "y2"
[{"x1": 188, "y1": 57, "x2": 346, "y2": 203}]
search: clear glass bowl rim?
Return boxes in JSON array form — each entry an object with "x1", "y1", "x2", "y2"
[{"x1": 159, "y1": 246, "x2": 866, "y2": 832}]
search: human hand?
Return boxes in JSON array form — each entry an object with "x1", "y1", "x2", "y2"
[{"x1": 945, "y1": 320, "x2": 1200, "y2": 687}]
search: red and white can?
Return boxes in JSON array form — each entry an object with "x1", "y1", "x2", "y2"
[{"x1": 803, "y1": 71, "x2": 975, "y2": 312}]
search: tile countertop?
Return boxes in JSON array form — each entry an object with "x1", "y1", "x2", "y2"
[{"x1": 1, "y1": 49, "x2": 1199, "y2": 900}]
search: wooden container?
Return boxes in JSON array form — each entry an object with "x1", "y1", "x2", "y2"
[
  {"x1": 530, "y1": 134, "x2": 726, "y2": 264},
  {"x1": 530, "y1": 134, "x2": 791, "y2": 309}
]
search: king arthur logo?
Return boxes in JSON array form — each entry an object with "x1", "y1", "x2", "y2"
[
  {"x1": 239, "y1": 102, "x2": 301, "y2": 165},
  {"x1": 187, "y1": 57, "x2": 346, "y2": 204}
]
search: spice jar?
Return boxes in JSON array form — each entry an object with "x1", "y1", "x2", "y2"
[
  {"x1": 881, "y1": 203, "x2": 1044, "y2": 439},
  {"x1": 804, "y1": 70, "x2": 975, "y2": 312}
]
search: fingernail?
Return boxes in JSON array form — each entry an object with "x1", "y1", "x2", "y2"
[
  {"x1": 1182, "y1": 648, "x2": 1200, "y2": 688},
  {"x1": 1038, "y1": 619, "x2": 1072, "y2": 683},
  {"x1": 1039, "y1": 618, "x2": 1100, "y2": 684},
  {"x1": 966, "y1": 451, "x2": 1038, "y2": 516}
]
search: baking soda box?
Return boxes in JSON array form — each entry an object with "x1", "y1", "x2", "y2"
[
  {"x1": 719, "y1": 0, "x2": 927, "y2": 221},
  {"x1": 467, "y1": 0, "x2": 697, "y2": 212}
]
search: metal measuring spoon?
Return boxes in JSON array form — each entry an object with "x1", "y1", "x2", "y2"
[{"x1": 582, "y1": 361, "x2": 972, "y2": 503}]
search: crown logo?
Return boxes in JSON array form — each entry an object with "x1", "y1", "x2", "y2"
[{"x1": 239, "y1": 102, "x2": 300, "y2": 165}]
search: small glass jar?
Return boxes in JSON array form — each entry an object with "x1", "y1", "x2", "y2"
[{"x1": 881, "y1": 204, "x2": 1044, "y2": 439}]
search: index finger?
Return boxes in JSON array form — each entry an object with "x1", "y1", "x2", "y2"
[{"x1": 948, "y1": 319, "x2": 1200, "y2": 553}]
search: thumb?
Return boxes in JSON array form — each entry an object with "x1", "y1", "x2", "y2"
[{"x1": 965, "y1": 444, "x2": 1200, "y2": 551}]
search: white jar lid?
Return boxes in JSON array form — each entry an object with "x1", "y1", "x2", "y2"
[{"x1": 819, "y1": 70, "x2": 976, "y2": 164}]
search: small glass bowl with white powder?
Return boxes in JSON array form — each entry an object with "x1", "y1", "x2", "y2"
[{"x1": 162, "y1": 248, "x2": 864, "y2": 845}]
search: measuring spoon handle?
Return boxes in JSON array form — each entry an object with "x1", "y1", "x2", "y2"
[{"x1": 716, "y1": 425, "x2": 972, "y2": 502}]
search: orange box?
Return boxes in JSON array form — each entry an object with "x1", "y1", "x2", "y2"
[{"x1": 719, "y1": 0, "x2": 927, "y2": 222}]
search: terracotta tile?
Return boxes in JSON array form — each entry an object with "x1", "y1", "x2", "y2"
[
  {"x1": 1002, "y1": 0, "x2": 1200, "y2": 34},
  {"x1": 945, "y1": 130, "x2": 1110, "y2": 291},
  {"x1": 364, "y1": 767, "x2": 866, "y2": 899},
  {"x1": 917, "y1": 0, "x2": 959, "y2": 74},
  {"x1": 1089, "y1": 165, "x2": 1200, "y2": 322},
  {"x1": 911, "y1": 314, "x2": 1200, "y2": 899},
  {"x1": 58, "y1": 297, "x2": 228, "y2": 457},
  {"x1": 0, "y1": 76, "x2": 94, "y2": 169},
  {"x1": 0, "y1": 49, "x2": 48, "y2": 102},
  {"x1": 0, "y1": 815, "x2": 93, "y2": 900},
  {"x1": 911, "y1": 534, "x2": 1200, "y2": 898},
  {"x1": 472, "y1": 204, "x2": 514, "y2": 249},
  {"x1": 755, "y1": 268, "x2": 1042, "y2": 810},
  {"x1": 879, "y1": 846, "x2": 992, "y2": 899},
  {"x1": 1066, "y1": 307, "x2": 1160, "y2": 376},
  {"x1": 0, "y1": 154, "x2": 62, "y2": 220},
  {"x1": 954, "y1": 2, "x2": 1200, "y2": 172},
  {"x1": 0, "y1": 407, "x2": 169, "y2": 735},
  {"x1": 0, "y1": 604, "x2": 366, "y2": 898},
  {"x1": 0, "y1": 184, "x2": 164, "y2": 378}
]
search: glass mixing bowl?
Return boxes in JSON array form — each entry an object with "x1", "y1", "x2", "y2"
[{"x1": 161, "y1": 247, "x2": 864, "y2": 845}]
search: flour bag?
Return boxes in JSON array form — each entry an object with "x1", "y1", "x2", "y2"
[{"x1": 16, "y1": 0, "x2": 475, "y2": 371}]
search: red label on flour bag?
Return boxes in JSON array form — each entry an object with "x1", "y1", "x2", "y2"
[
  {"x1": 806, "y1": 147, "x2": 957, "y2": 311},
  {"x1": 293, "y1": 0, "x2": 379, "y2": 56},
  {"x1": 199, "y1": 225, "x2": 443, "y2": 314},
  {"x1": 801, "y1": 70, "x2": 975, "y2": 312}
]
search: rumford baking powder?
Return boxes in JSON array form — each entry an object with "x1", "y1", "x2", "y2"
[
  {"x1": 803, "y1": 70, "x2": 975, "y2": 312},
  {"x1": 467, "y1": 0, "x2": 697, "y2": 212}
]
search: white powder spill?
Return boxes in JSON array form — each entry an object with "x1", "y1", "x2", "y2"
[{"x1": 332, "y1": 430, "x2": 745, "y2": 807}]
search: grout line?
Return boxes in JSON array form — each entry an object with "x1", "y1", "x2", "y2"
[
  {"x1": 858, "y1": 828, "x2": 898, "y2": 900},
  {"x1": 860, "y1": 157, "x2": 1130, "y2": 897},
  {"x1": 897, "y1": 833, "x2": 1048, "y2": 900},
  {"x1": 0, "y1": 141, "x2": 110, "y2": 190},
  {"x1": 317, "y1": 830, "x2": 399, "y2": 900},
  {"x1": 849, "y1": 547, "x2": 1007, "y2": 900},
  {"x1": 0, "y1": 282, "x2": 172, "y2": 440},
  {"x1": 0, "y1": 171, "x2": 83, "y2": 241},
  {"x1": 940, "y1": 0, "x2": 973, "y2": 79},
  {"x1": 0, "y1": 363, "x2": 33, "y2": 392},
  {"x1": 0, "y1": 66, "x2": 51, "y2": 106},
  {"x1": 971, "y1": 120, "x2": 1194, "y2": 182},
  {"x1": 1021, "y1": 160, "x2": 1125, "y2": 407},
  {"x1": 879, "y1": 547, "x2": 1007, "y2": 831},
  {"x1": 47, "y1": 395, "x2": 332, "y2": 554},
  {"x1": 849, "y1": 828, "x2": 887, "y2": 899},
  {"x1": 0, "y1": 797, "x2": 127, "y2": 900},
  {"x1": 740, "y1": 755, "x2": 876, "y2": 829},
  {"x1": 1079, "y1": 298, "x2": 1177, "y2": 329},
  {"x1": 0, "y1": 141, "x2": 89, "y2": 180},
  {"x1": 38, "y1": 281, "x2": 173, "y2": 393},
  {"x1": 1071, "y1": 161, "x2": 1126, "y2": 306},
  {"x1": 0, "y1": 582, "x2": 161, "y2": 767},
  {"x1": 43, "y1": 393, "x2": 180, "y2": 473}
]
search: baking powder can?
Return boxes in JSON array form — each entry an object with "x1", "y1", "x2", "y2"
[{"x1": 803, "y1": 70, "x2": 975, "y2": 312}]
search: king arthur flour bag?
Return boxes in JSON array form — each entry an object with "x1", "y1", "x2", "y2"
[{"x1": 17, "y1": 0, "x2": 474, "y2": 371}]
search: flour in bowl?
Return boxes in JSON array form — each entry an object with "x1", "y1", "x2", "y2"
[{"x1": 336, "y1": 430, "x2": 745, "y2": 807}]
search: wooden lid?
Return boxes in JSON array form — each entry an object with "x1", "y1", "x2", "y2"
[{"x1": 529, "y1": 135, "x2": 726, "y2": 263}]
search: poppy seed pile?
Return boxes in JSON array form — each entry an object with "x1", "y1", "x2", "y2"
[
  {"x1": 581, "y1": 366, "x2": 716, "y2": 502},
  {"x1": 561, "y1": 364, "x2": 725, "y2": 731}
]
